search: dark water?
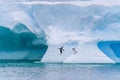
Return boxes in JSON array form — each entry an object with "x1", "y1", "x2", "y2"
[{"x1": 0, "y1": 63, "x2": 120, "y2": 80}]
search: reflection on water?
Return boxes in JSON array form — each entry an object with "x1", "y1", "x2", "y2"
[{"x1": 0, "y1": 63, "x2": 120, "y2": 80}]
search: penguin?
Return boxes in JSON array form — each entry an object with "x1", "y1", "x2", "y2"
[
  {"x1": 72, "y1": 48, "x2": 77, "y2": 54},
  {"x1": 58, "y1": 46, "x2": 64, "y2": 55}
]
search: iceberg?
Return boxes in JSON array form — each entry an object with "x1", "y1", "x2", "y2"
[
  {"x1": 0, "y1": 23, "x2": 48, "y2": 61},
  {"x1": 0, "y1": 3, "x2": 48, "y2": 61},
  {"x1": 37, "y1": 4, "x2": 120, "y2": 63},
  {"x1": 0, "y1": 1, "x2": 120, "y2": 63},
  {"x1": 98, "y1": 41, "x2": 120, "y2": 63}
]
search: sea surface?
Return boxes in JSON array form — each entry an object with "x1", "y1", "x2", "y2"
[{"x1": 0, "y1": 62, "x2": 119, "y2": 80}]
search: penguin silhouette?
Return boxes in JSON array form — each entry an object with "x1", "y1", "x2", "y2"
[
  {"x1": 72, "y1": 48, "x2": 77, "y2": 54},
  {"x1": 58, "y1": 46, "x2": 64, "y2": 55}
]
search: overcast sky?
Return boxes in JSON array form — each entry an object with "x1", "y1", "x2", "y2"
[
  {"x1": 20, "y1": 0, "x2": 120, "y2": 6},
  {"x1": 0, "y1": 0, "x2": 120, "y2": 6}
]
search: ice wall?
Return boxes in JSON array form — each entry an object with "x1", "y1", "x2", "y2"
[
  {"x1": 0, "y1": 2, "x2": 120, "y2": 62},
  {"x1": 0, "y1": 3, "x2": 48, "y2": 60},
  {"x1": 34, "y1": 4, "x2": 120, "y2": 63}
]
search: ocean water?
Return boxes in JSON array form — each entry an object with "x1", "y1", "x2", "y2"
[{"x1": 0, "y1": 63, "x2": 119, "y2": 80}]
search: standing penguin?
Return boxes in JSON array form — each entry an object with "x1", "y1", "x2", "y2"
[
  {"x1": 58, "y1": 46, "x2": 64, "y2": 55},
  {"x1": 72, "y1": 48, "x2": 77, "y2": 54}
]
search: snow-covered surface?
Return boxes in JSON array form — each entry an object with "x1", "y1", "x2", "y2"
[
  {"x1": 64, "y1": 43, "x2": 114, "y2": 63},
  {"x1": 42, "y1": 43, "x2": 114, "y2": 63}
]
